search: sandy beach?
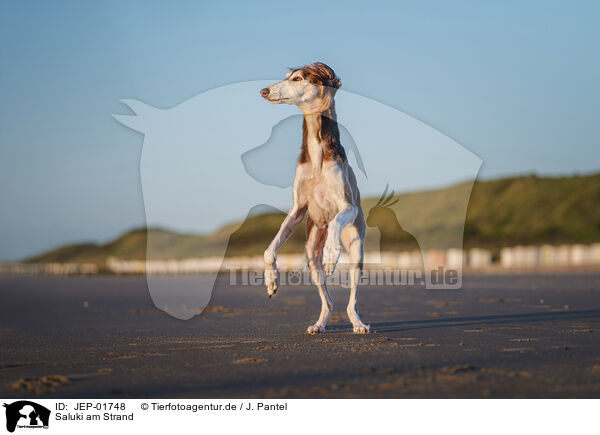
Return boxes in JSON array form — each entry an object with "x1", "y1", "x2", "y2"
[{"x1": 1, "y1": 273, "x2": 599, "y2": 398}]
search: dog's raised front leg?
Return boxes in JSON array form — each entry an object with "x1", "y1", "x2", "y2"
[
  {"x1": 322, "y1": 164, "x2": 358, "y2": 275},
  {"x1": 264, "y1": 164, "x2": 310, "y2": 296},
  {"x1": 264, "y1": 206, "x2": 306, "y2": 297},
  {"x1": 323, "y1": 205, "x2": 357, "y2": 275}
]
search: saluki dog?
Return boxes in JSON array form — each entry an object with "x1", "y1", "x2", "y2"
[{"x1": 260, "y1": 62, "x2": 370, "y2": 334}]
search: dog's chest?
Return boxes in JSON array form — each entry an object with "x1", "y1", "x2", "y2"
[{"x1": 300, "y1": 174, "x2": 337, "y2": 227}]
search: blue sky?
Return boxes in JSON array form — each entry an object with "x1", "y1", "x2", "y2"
[{"x1": 0, "y1": 0, "x2": 599, "y2": 261}]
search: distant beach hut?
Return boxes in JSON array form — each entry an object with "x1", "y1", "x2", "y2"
[
  {"x1": 570, "y1": 244, "x2": 598, "y2": 266},
  {"x1": 556, "y1": 245, "x2": 571, "y2": 266},
  {"x1": 424, "y1": 250, "x2": 446, "y2": 271},
  {"x1": 396, "y1": 251, "x2": 423, "y2": 269},
  {"x1": 593, "y1": 244, "x2": 600, "y2": 265},
  {"x1": 500, "y1": 247, "x2": 515, "y2": 268},
  {"x1": 570, "y1": 244, "x2": 587, "y2": 265},
  {"x1": 446, "y1": 248, "x2": 464, "y2": 269},
  {"x1": 469, "y1": 248, "x2": 492, "y2": 268},
  {"x1": 512, "y1": 246, "x2": 539, "y2": 267},
  {"x1": 540, "y1": 245, "x2": 557, "y2": 266}
]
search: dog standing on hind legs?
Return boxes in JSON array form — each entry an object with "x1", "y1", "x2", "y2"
[{"x1": 260, "y1": 62, "x2": 370, "y2": 334}]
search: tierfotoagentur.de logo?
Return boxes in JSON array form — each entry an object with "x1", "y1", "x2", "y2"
[{"x1": 3, "y1": 401, "x2": 50, "y2": 433}]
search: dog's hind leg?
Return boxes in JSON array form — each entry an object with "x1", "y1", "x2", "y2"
[
  {"x1": 305, "y1": 218, "x2": 333, "y2": 334},
  {"x1": 341, "y1": 218, "x2": 370, "y2": 334}
]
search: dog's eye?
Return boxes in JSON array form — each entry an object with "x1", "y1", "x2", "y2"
[{"x1": 292, "y1": 76, "x2": 303, "y2": 81}]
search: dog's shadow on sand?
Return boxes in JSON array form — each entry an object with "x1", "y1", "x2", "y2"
[{"x1": 324, "y1": 309, "x2": 600, "y2": 334}]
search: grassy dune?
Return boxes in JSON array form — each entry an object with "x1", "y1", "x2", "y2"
[{"x1": 26, "y1": 173, "x2": 600, "y2": 264}]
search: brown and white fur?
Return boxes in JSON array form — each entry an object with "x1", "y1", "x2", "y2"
[{"x1": 260, "y1": 62, "x2": 370, "y2": 334}]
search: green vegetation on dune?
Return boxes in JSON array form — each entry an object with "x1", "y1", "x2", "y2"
[
  {"x1": 26, "y1": 213, "x2": 307, "y2": 264},
  {"x1": 465, "y1": 174, "x2": 600, "y2": 247},
  {"x1": 25, "y1": 173, "x2": 600, "y2": 264}
]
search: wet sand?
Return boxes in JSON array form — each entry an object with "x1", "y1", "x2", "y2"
[{"x1": 1, "y1": 274, "x2": 599, "y2": 398}]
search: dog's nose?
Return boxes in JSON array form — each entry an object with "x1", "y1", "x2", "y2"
[{"x1": 260, "y1": 87, "x2": 270, "y2": 98}]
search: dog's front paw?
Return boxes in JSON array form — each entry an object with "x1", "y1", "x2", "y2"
[
  {"x1": 353, "y1": 323, "x2": 371, "y2": 334},
  {"x1": 265, "y1": 268, "x2": 279, "y2": 297},
  {"x1": 323, "y1": 237, "x2": 341, "y2": 275},
  {"x1": 307, "y1": 323, "x2": 326, "y2": 334}
]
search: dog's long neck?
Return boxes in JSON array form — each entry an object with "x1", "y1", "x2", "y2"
[{"x1": 299, "y1": 103, "x2": 346, "y2": 170}]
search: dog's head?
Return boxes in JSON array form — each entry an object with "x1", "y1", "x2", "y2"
[{"x1": 260, "y1": 62, "x2": 341, "y2": 113}]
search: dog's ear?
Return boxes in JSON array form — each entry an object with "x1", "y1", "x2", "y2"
[{"x1": 306, "y1": 62, "x2": 341, "y2": 90}]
